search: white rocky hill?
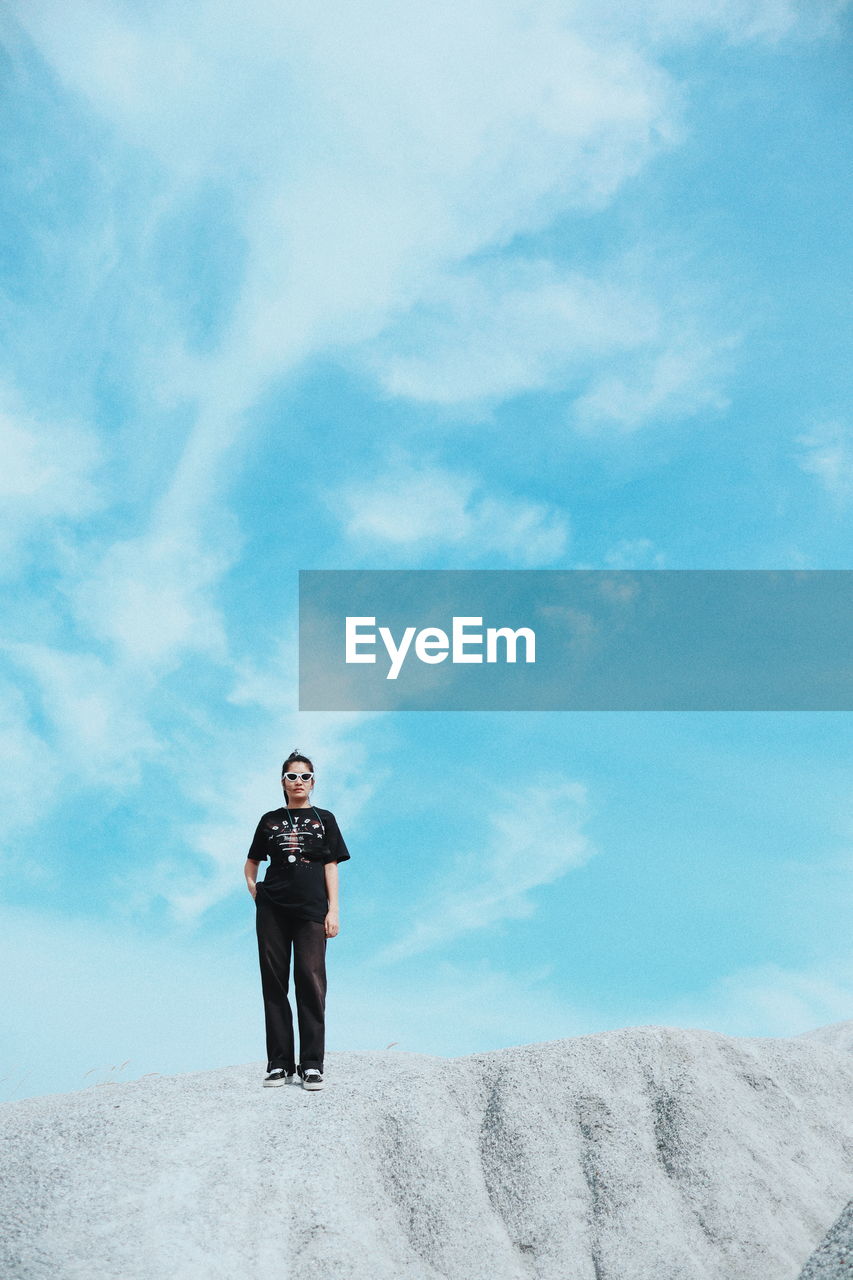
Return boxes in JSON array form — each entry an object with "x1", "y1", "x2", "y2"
[
  {"x1": 2, "y1": 1024, "x2": 852, "y2": 1280},
  {"x1": 798, "y1": 1019, "x2": 853, "y2": 1054}
]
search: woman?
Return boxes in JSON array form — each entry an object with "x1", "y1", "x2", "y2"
[{"x1": 244, "y1": 750, "x2": 351, "y2": 1090}]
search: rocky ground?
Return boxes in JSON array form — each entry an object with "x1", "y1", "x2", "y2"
[{"x1": 2, "y1": 1022, "x2": 852, "y2": 1279}]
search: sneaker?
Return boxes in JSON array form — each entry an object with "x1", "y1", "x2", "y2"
[
  {"x1": 300, "y1": 1068, "x2": 324, "y2": 1091},
  {"x1": 263, "y1": 1068, "x2": 293, "y2": 1087}
]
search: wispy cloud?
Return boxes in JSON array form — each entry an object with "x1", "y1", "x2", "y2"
[
  {"x1": 365, "y1": 260, "x2": 661, "y2": 407},
  {"x1": 3, "y1": 0, "x2": 816, "y2": 684},
  {"x1": 7, "y1": 0, "x2": 841, "y2": 586},
  {"x1": 603, "y1": 538, "x2": 667, "y2": 569},
  {"x1": 653, "y1": 959, "x2": 853, "y2": 1038},
  {"x1": 4, "y1": 643, "x2": 160, "y2": 789},
  {"x1": 2, "y1": 0, "x2": 847, "y2": 909},
  {"x1": 0, "y1": 679, "x2": 61, "y2": 841},
  {"x1": 334, "y1": 457, "x2": 569, "y2": 565},
  {"x1": 72, "y1": 526, "x2": 238, "y2": 667},
  {"x1": 0, "y1": 386, "x2": 102, "y2": 576},
  {"x1": 1, "y1": 0, "x2": 850, "y2": 1104},
  {"x1": 370, "y1": 779, "x2": 596, "y2": 963},
  {"x1": 573, "y1": 333, "x2": 734, "y2": 432},
  {"x1": 362, "y1": 256, "x2": 736, "y2": 431},
  {"x1": 0, "y1": 0, "x2": 679, "y2": 723},
  {"x1": 578, "y1": 0, "x2": 849, "y2": 46},
  {"x1": 796, "y1": 421, "x2": 853, "y2": 505}
]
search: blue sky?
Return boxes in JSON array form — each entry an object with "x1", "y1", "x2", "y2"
[{"x1": 1, "y1": 0, "x2": 851, "y2": 1102}]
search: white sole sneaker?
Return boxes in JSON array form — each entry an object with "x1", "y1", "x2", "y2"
[
  {"x1": 301, "y1": 1073, "x2": 324, "y2": 1090},
  {"x1": 263, "y1": 1072, "x2": 294, "y2": 1087}
]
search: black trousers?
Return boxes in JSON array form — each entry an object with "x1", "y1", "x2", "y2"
[{"x1": 256, "y1": 896, "x2": 327, "y2": 1073}]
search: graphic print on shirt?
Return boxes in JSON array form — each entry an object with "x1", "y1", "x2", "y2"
[
  {"x1": 248, "y1": 806, "x2": 348, "y2": 921},
  {"x1": 266, "y1": 812, "x2": 325, "y2": 864}
]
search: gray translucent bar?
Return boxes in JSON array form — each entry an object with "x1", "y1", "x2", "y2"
[{"x1": 298, "y1": 571, "x2": 853, "y2": 711}]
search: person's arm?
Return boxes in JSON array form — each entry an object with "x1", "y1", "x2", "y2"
[
  {"x1": 324, "y1": 861, "x2": 339, "y2": 937},
  {"x1": 245, "y1": 858, "x2": 261, "y2": 899}
]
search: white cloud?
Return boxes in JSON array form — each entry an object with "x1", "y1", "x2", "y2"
[
  {"x1": 2, "y1": 0, "x2": 680, "y2": 695},
  {"x1": 0, "y1": 518, "x2": 239, "y2": 834},
  {"x1": 653, "y1": 959, "x2": 853, "y2": 1039},
  {"x1": 3, "y1": 0, "x2": 844, "y2": 864},
  {"x1": 368, "y1": 261, "x2": 660, "y2": 406},
  {"x1": 603, "y1": 538, "x2": 667, "y2": 569},
  {"x1": 573, "y1": 334, "x2": 733, "y2": 431},
  {"x1": 363, "y1": 258, "x2": 736, "y2": 429},
  {"x1": 9, "y1": 0, "x2": 843, "y2": 549},
  {"x1": 796, "y1": 421, "x2": 853, "y2": 505},
  {"x1": 7, "y1": 0, "x2": 831, "y2": 679},
  {"x1": 0, "y1": 406, "x2": 95, "y2": 505},
  {"x1": 371, "y1": 778, "x2": 595, "y2": 963},
  {"x1": 4, "y1": 644, "x2": 159, "y2": 788},
  {"x1": 575, "y1": 0, "x2": 849, "y2": 47},
  {"x1": 335, "y1": 457, "x2": 569, "y2": 565},
  {"x1": 71, "y1": 525, "x2": 237, "y2": 667},
  {"x1": 0, "y1": 388, "x2": 102, "y2": 574},
  {"x1": 13, "y1": 0, "x2": 682, "y2": 529},
  {"x1": 0, "y1": 680, "x2": 61, "y2": 844}
]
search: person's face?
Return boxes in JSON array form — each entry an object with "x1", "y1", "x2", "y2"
[{"x1": 282, "y1": 761, "x2": 314, "y2": 805}]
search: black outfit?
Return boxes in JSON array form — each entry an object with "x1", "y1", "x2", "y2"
[{"x1": 248, "y1": 806, "x2": 350, "y2": 1074}]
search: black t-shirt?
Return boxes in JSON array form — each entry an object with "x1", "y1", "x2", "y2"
[{"x1": 247, "y1": 807, "x2": 350, "y2": 922}]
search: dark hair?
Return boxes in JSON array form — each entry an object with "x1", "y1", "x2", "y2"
[{"x1": 281, "y1": 750, "x2": 314, "y2": 776}]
